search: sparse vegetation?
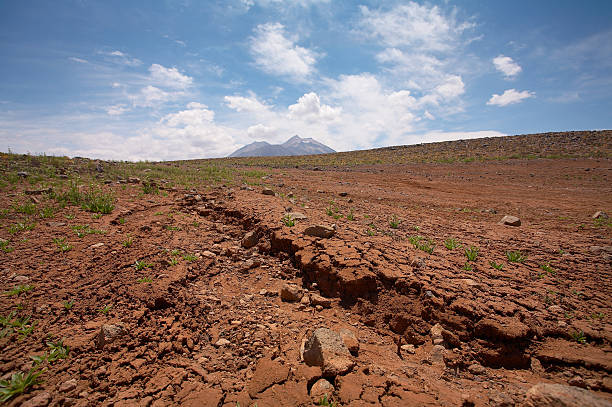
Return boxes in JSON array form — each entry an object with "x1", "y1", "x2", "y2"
[
  {"x1": 444, "y1": 238, "x2": 461, "y2": 250},
  {"x1": 122, "y1": 236, "x2": 133, "y2": 247},
  {"x1": 490, "y1": 261, "x2": 504, "y2": 270},
  {"x1": 281, "y1": 214, "x2": 295, "y2": 227},
  {"x1": 463, "y1": 262, "x2": 473, "y2": 271},
  {"x1": 539, "y1": 262, "x2": 556, "y2": 275},
  {"x1": 5, "y1": 285, "x2": 33, "y2": 296},
  {"x1": 569, "y1": 330, "x2": 587, "y2": 344},
  {"x1": 99, "y1": 305, "x2": 112, "y2": 315},
  {"x1": 63, "y1": 300, "x2": 74, "y2": 310},
  {"x1": 0, "y1": 368, "x2": 44, "y2": 402},
  {"x1": 183, "y1": 253, "x2": 198, "y2": 262},
  {"x1": 389, "y1": 215, "x2": 400, "y2": 229},
  {"x1": 137, "y1": 277, "x2": 153, "y2": 283},
  {"x1": 71, "y1": 224, "x2": 105, "y2": 238},
  {"x1": 134, "y1": 260, "x2": 151, "y2": 270},
  {"x1": 53, "y1": 237, "x2": 72, "y2": 252},
  {"x1": 0, "y1": 240, "x2": 14, "y2": 253},
  {"x1": 506, "y1": 250, "x2": 527, "y2": 263},
  {"x1": 464, "y1": 246, "x2": 479, "y2": 262},
  {"x1": 8, "y1": 222, "x2": 36, "y2": 234}
]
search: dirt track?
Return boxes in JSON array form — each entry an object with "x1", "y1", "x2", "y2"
[{"x1": 1, "y1": 147, "x2": 611, "y2": 405}]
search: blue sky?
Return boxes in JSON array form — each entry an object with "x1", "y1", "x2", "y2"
[{"x1": 1, "y1": 1, "x2": 611, "y2": 160}]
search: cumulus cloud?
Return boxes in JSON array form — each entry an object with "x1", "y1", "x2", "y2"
[
  {"x1": 492, "y1": 55, "x2": 522, "y2": 78},
  {"x1": 288, "y1": 92, "x2": 341, "y2": 122},
  {"x1": 149, "y1": 64, "x2": 193, "y2": 89},
  {"x1": 487, "y1": 89, "x2": 535, "y2": 106},
  {"x1": 250, "y1": 22, "x2": 319, "y2": 82}
]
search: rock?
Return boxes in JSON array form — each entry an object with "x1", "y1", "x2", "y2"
[
  {"x1": 400, "y1": 344, "x2": 415, "y2": 354},
  {"x1": 59, "y1": 378, "x2": 78, "y2": 393},
  {"x1": 430, "y1": 323, "x2": 444, "y2": 342},
  {"x1": 339, "y1": 329, "x2": 359, "y2": 355},
  {"x1": 523, "y1": 383, "x2": 612, "y2": 407},
  {"x1": 47, "y1": 222, "x2": 66, "y2": 227},
  {"x1": 339, "y1": 192, "x2": 348, "y2": 197},
  {"x1": 22, "y1": 391, "x2": 51, "y2": 407},
  {"x1": 303, "y1": 328, "x2": 355, "y2": 376},
  {"x1": 89, "y1": 243, "x2": 104, "y2": 249},
  {"x1": 474, "y1": 317, "x2": 530, "y2": 341},
  {"x1": 262, "y1": 188, "x2": 275, "y2": 196},
  {"x1": 592, "y1": 211, "x2": 608, "y2": 220},
  {"x1": 241, "y1": 231, "x2": 259, "y2": 248},
  {"x1": 96, "y1": 324, "x2": 127, "y2": 348},
  {"x1": 17, "y1": 171, "x2": 28, "y2": 178},
  {"x1": 568, "y1": 375, "x2": 586, "y2": 389},
  {"x1": 201, "y1": 250, "x2": 215, "y2": 258},
  {"x1": 13, "y1": 275, "x2": 29, "y2": 283},
  {"x1": 280, "y1": 283, "x2": 303, "y2": 302},
  {"x1": 304, "y1": 225, "x2": 335, "y2": 239},
  {"x1": 310, "y1": 293, "x2": 332, "y2": 308},
  {"x1": 310, "y1": 378, "x2": 334, "y2": 400},
  {"x1": 499, "y1": 215, "x2": 521, "y2": 226},
  {"x1": 214, "y1": 338, "x2": 231, "y2": 347},
  {"x1": 467, "y1": 363, "x2": 486, "y2": 375},
  {"x1": 284, "y1": 212, "x2": 307, "y2": 221},
  {"x1": 248, "y1": 358, "x2": 290, "y2": 397},
  {"x1": 430, "y1": 344, "x2": 446, "y2": 364}
]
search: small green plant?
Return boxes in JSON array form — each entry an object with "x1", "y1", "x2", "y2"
[
  {"x1": 281, "y1": 214, "x2": 295, "y2": 227},
  {"x1": 170, "y1": 249, "x2": 182, "y2": 256},
  {"x1": 590, "y1": 312, "x2": 605, "y2": 320},
  {"x1": 346, "y1": 209, "x2": 355, "y2": 221},
  {"x1": 5, "y1": 285, "x2": 33, "y2": 296},
  {"x1": 122, "y1": 236, "x2": 133, "y2": 248},
  {"x1": 8, "y1": 222, "x2": 36, "y2": 234},
  {"x1": 389, "y1": 215, "x2": 399, "y2": 229},
  {"x1": 46, "y1": 339, "x2": 70, "y2": 362},
  {"x1": 318, "y1": 394, "x2": 338, "y2": 407},
  {"x1": 71, "y1": 224, "x2": 105, "y2": 238},
  {"x1": 408, "y1": 235, "x2": 422, "y2": 246},
  {"x1": 39, "y1": 206, "x2": 55, "y2": 218},
  {"x1": 0, "y1": 209, "x2": 9, "y2": 218},
  {"x1": 99, "y1": 305, "x2": 112, "y2": 315},
  {"x1": 490, "y1": 261, "x2": 504, "y2": 270},
  {"x1": 169, "y1": 257, "x2": 179, "y2": 266},
  {"x1": 53, "y1": 237, "x2": 72, "y2": 252},
  {"x1": 142, "y1": 181, "x2": 159, "y2": 194},
  {"x1": 165, "y1": 225, "x2": 181, "y2": 231},
  {"x1": 14, "y1": 202, "x2": 37, "y2": 215},
  {"x1": 366, "y1": 228, "x2": 375, "y2": 236},
  {"x1": 416, "y1": 238, "x2": 435, "y2": 254},
  {"x1": 80, "y1": 184, "x2": 115, "y2": 214},
  {"x1": 118, "y1": 217, "x2": 126, "y2": 225},
  {"x1": 465, "y1": 246, "x2": 479, "y2": 261},
  {"x1": 63, "y1": 300, "x2": 74, "y2": 310},
  {"x1": 569, "y1": 330, "x2": 586, "y2": 344},
  {"x1": 0, "y1": 368, "x2": 44, "y2": 402},
  {"x1": 65, "y1": 214, "x2": 75, "y2": 220},
  {"x1": 183, "y1": 253, "x2": 198, "y2": 262},
  {"x1": 539, "y1": 262, "x2": 556, "y2": 275},
  {"x1": 444, "y1": 238, "x2": 461, "y2": 250},
  {"x1": 92, "y1": 213, "x2": 103, "y2": 219},
  {"x1": 325, "y1": 206, "x2": 333, "y2": 216},
  {"x1": 137, "y1": 277, "x2": 153, "y2": 283},
  {"x1": 0, "y1": 240, "x2": 14, "y2": 253},
  {"x1": 506, "y1": 250, "x2": 527, "y2": 263},
  {"x1": 463, "y1": 262, "x2": 473, "y2": 271},
  {"x1": 17, "y1": 321, "x2": 37, "y2": 339},
  {"x1": 134, "y1": 260, "x2": 151, "y2": 270}
]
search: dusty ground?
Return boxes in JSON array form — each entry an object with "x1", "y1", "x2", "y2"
[{"x1": 0, "y1": 133, "x2": 611, "y2": 406}]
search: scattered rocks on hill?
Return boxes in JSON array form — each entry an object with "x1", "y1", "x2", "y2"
[
  {"x1": 304, "y1": 225, "x2": 335, "y2": 238},
  {"x1": 303, "y1": 328, "x2": 355, "y2": 376},
  {"x1": 499, "y1": 215, "x2": 521, "y2": 226},
  {"x1": 523, "y1": 383, "x2": 612, "y2": 407}
]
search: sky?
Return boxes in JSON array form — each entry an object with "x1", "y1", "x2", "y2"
[{"x1": 1, "y1": 1, "x2": 611, "y2": 161}]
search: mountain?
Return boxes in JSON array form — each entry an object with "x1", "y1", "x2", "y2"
[{"x1": 229, "y1": 135, "x2": 335, "y2": 157}]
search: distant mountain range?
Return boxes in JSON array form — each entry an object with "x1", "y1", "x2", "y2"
[{"x1": 229, "y1": 135, "x2": 335, "y2": 157}]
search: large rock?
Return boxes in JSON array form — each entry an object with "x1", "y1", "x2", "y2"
[
  {"x1": 248, "y1": 358, "x2": 290, "y2": 397},
  {"x1": 96, "y1": 323, "x2": 127, "y2": 348},
  {"x1": 592, "y1": 211, "x2": 608, "y2": 220},
  {"x1": 499, "y1": 215, "x2": 521, "y2": 226},
  {"x1": 310, "y1": 378, "x2": 334, "y2": 401},
  {"x1": 304, "y1": 225, "x2": 335, "y2": 239},
  {"x1": 522, "y1": 383, "x2": 612, "y2": 407},
  {"x1": 241, "y1": 231, "x2": 259, "y2": 248},
  {"x1": 303, "y1": 328, "x2": 354, "y2": 376},
  {"x1": 280, "y1": 283, "x2": 304, "y2": 302},
  {"x1": 474, "y1": 317, "x2": 530, "y2": 342}
]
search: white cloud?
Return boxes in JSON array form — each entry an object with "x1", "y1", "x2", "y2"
[
  {"x1": 224, "y1": 93, "x2": 270, "y2": 113},
  {"x1": 487, "y1": 89, "x2": 535, "y2": 106},
  {"x1": 359, "y1": 3, "x2": 474, "y2": 52},
  {"x1": 68, "y1": 57, "x2": 88, "y2": 64},
  {"x1": 130, "y1": 85, "x2": 183, "y2": 108},
  {"x1": 250, "y1": 22, "x2": 319, "y2": 82},
  {"x1": 492, "y1": 55, "x2": 522, "y2": 78},
  {"x1": 247, "y1": 123, "x2": 277, "y2": 139},
  {"x1": 288, "y1": 92, "x2": 341, "y2": 122},
  {"x1": 149, "y1": 64, "x2": 193, "y2": 89},
  {"x1": 104, "y1": 50, "x2": 142, "y2": 67},
  {"x1": 106, "y1": 104, "x2": 128, "y2": 116}
]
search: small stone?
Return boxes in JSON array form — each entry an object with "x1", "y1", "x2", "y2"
[
  {"x1": 284, "y1": 212, "x2": 307, "y2": 221},
  {"x1": 433, "y1": 338, "x2": 444, "y2": 346},
  {"x1": 310, "y1": 378, "x2": 334, "y2": 400},
  {"x1": 400, "y1": 344, "x2": 415, "y2": 354},
  {"x1": 214, "y1": 338, "x2": 231, "y2": 347},
  {"x1": 96, "y1": 324, "x2": 127, "y2": 349},
  {"x1": 568, "y1": 375, "x2": 586, "y2": 389},
  {"x1": 22, "y1": 391, "x2": 51, "y2": 407},
  {"x1": 467, "y1": 363, "x2": 486, "y2": 375},
  {"x1": 59, "y1": 378, "x2": 78, "y2": 393},
  {"x1": 315, "y1": 305, "x2": 323, "y2": 312},
  {"x1": 592, "y1": 211, "x2": 608, "y2": 220},
  {"x1": 262, "y1": 188, "x2": 275, "y2": 196},
  {"x1": 523, "y1": 383, "x2": 611, "y2": 407},
  {"x1": 89, "y1": 243, "x2": 104, "y2": 249},
  {"x1": 242, "y1": 231, "x2": 259, "y2": 248},
  {"x1": 304, "y1": 225, "x2": 335, "y2": 239},
  {"x1": 430, "y1": 344, "x2": 445, "y2": 364},
  {"x1": 300, "y1": 295, "x2": 310, "y2": 305},
  {"x1": 303, "y1": 328, "x2": 355, "y2": 376},
  {"x1": 280, "y1": 283, "x2": 303, "y2": 302},
  {"x1": 47, "y1": 221, "x2": 66, "y2": 227},
  {"x1": 309, "y1": 293, "x2": 332, "y2": 308},
  {"x1": 201, "y1": 250, "x2": 215, "y2": 258},
  {"x1": 339, "y1": 192, "x2": 348, "y2": 197},
  {"x1": 13, "y1": 275, "x2": 30, "y2": 282},
  {"x1": 498, "y1": 215, "x2": 521, "y2": 226},
  {"x1": 17, "y1": 171, "x2": 28, "y2": 178}
]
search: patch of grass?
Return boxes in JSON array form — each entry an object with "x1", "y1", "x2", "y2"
[
  {"x1": 389, "y1": 215, "x2": 400, "y2": 229},
  {"x1": 0, "y1": 240, "x2": 14, "y2": 253},
  {"x1": 134, "y1": 260, "x2": 151, "y2": 270},
  {"x1": 65, "y1": 214, "x2": 75, "y2": 220},
  {"x1": 39, "y1": 206, "x2": 55, "y2": 218},
  {"x1": 589, "y1": 312, "x2": 605, "y2": 320},
  {"x1": 92, "y1": 213, "x2": 103, "y2": 219},
  {"x1": 53, "y1": 237, "x2": 72, "y2": 252},
  {"x1": 0, "y1": 311, "x2": 35, "y2": 339},
  {"x1": 137, "y1": 277, "x2": 153, "y2": 283},
  {"x1": 183, "y1": 253, "x2": 198, "y2": 262},
  {"x1": 317, "y1": 394, "x2": 338, "y2": 407},
  {"x1": 0, "y1": 368, "x2": 44, "y2": 402},
  {"x1": 416, "y1": 238, "x2": 435, "y2": 254},
  {"x1": 444, "y1": 238, "x2": 461, "y2": 250},
  {"x1": 54, "y1": 181, "x2": 115, "y2": 214},
  {"x1": 142, "y1": 181, "x2": 159, "y2": 194},
  {"x1": 281, "y1": 214, "x2": 295, "y2": 227},
  {"x1": 122, "y1": 236, "x2": 133, "y2": 248},
  {"x1": 463, "y1": 262, "x2": 473, "y2": 271},
  {"x1": 464, "y1": 246, "x2": 479, "y2": 262},
  {"x1": 168, "y1": 257, "x2": 179, "y2": 266},
  {"x1": 539, "y1": 262, "x2": 556, "y2": 275},
  {"x1": 118, "y1": 217, "x2": 126, "y2": 225},
  {"x1": 346, "y1": 209, "x2": 355, "y2": 221},
  {"x1": 99, "y1": 304, "x2": 112, "y2": 315},
  {"x1": 506, "y1": 250, "x2": 527, "y2": 263},
  {"x1": 5, "y1": 285, "x2": 33, "y2": 296},
  {"x1": 13, "y1": 202, "x2": 37, "y2": 215},
  {"x1": 46, "y1": 339, "x2": 70, "y2": 362},
  {"x1": 63, "y1": 300, "x2": 74, "y2": 310},
  {"x1": 490, "y1": 261, "x2": 504, "y2": 270},
  {"x1": 164, "y1": 225, "x2": 181, "y2": 231},
  {"x1": 71, "y1": 224, "x2": 106, "y2": 238},
  {"x1": 569, "y1": 330, "x2": 586, "y2": 344},
  {"x1": 8, "y1": 222, "x2": 36, "y2": 234}
]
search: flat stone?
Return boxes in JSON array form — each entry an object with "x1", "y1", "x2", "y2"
[
  {"x1": 241, "y1": 231, "x2": 259, "y2": 248},
  {"x1": 262, "y1": 188, "x2": 275, "y2": 196},
  {"x1": 310, "y1": 293, "x2": 332, "y2": 308},
  {"x1": 339, "y1": 329, "x2": 359, "y2": 355},
  {"x1": 59, "y1": 378, "x2": 78, "y2": 393},
  {"x1": 96, "y1": 324, "x2": 127, "y2": 348},
  {"x1": 310, "y1": 378, "x2": 334, "y2": 400},
  {"x1": 592, "y1": 211, "x2": 608, "y2": 220},
  {"x1": 498, "y1": 215, "x2": 521, "y2": 226},
  {"x1": 248, "y1": 358, "x2": 290, "y2": 397},
  {"x1": 523, "y1": 383, "x2": 612, "y2": 407},
  {"x1": 303, "y1": 328, "x2": 354, "y2": 376},
  {"x1": 304, "y1": 225, "x2": 335, "y2": 239},
  {"x1": 284, "y1": 212, "x2": 307, "y2": 221},
  {"x1": 280, "y1": 283, "x2": 303, "y2": 302},
  {"x1": 214, "y1": 338, "x2": 231, "y2": 347},
  {"x1": 22, "y1": 392, "x2": 51, "y2": 407}
]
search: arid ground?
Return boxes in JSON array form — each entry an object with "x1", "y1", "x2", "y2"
[{"x1": 1, "y1": 131, "x2": 611, "y2": 406}]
